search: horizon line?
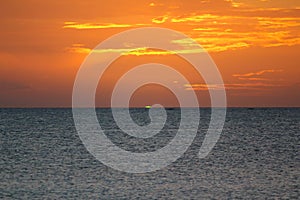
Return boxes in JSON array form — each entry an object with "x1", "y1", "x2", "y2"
[{"x1": 1, "y1": 106, "x2": 300, "y2": 109}]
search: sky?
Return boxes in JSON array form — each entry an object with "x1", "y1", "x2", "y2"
[{"x1": 0, "y1": 0, "x2": 299, "y2": 107}]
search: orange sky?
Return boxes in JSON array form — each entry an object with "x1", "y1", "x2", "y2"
[{"x1": 0, "y1": 0, "x2": 299, "y2": 107}]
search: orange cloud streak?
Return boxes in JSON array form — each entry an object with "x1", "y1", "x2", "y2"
[
  {"x1": 152, "y1": 16, "x2": 168, "y2": 24},
  {"x1": 63, "y1": 22, "x2": 133, "y2": 29},
  {"x1": 66, "y1": 44, "x2": 206, "y2": 55},
  {"x1": 233, "y1": 69, "x2": 283, "y2": 77},
  {"x1": 184, "y1": 82, "x2": 286, "y2": 91}
]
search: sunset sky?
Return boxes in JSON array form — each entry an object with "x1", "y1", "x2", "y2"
[{"x1": 1, "y1": 0, "x2": 299, "y2": 107}]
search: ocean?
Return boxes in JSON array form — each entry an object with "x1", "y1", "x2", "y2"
[{"x1": 1, "y1": 108, "x2": 299, "y2": 199}]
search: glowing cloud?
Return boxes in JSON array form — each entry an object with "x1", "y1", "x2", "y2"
[
  {"x1": 184, "y1": 83, "x2": 224, "y2": 91},
  {"x1": 152, "y1": 16, "x2": 168, "y2": 24},
  {"x1": 66, "y1": 43, "x2": 205, "y2": 55},
  {"x1": 170, "y1": 13, "x2": 300, "y2": 51},
  {"x1": 171, "y1": 14, "x2": 220, "y2": 23},
  {"x1": 233, "y1": 69, "x2": 283, "y2": 78},
  {"x1": 63, "y1": 22, "x2": 132, "y2": 29},
  {"x1": 149, "y1": 2, "x2": 164, "y2": 7},
  {"x1": 66, "y1": 44, "x2": 91, "y2": 54},
  {"x1": 184, "y1": 82, "x2": 286, "y2": 91}
]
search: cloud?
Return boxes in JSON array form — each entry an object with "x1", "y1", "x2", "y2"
[
  {"x1": 185, "y1": 69, "x2": 286, "y2": 91},
  {"x1": 233, "y1": 69, "x2": 283, "y2": 80},
  {"x1": 184, "y1": 82, "x2": 286, "y2": 91},
  {"x1": 152, "y1": 15, "x2": 168, "y2": 24},
  {"x1": 184, "y1": 83, "x2": 224, "y2": 91},
  {"x1": 171, "y1": 14, "x2": 220, "y2": 23},
  {"x1": 169, "y1": 11, "x2": 300, "y2": 51},
  {"x1": 237, "y1": 77, "x2": 268, "y2": 81},
  {"x1": 189, "y1": 29, "x2": 300, "y2": 52},
  {"x1": 149, "y1": 2, "x2": 164, "y2": 7},
  {"x1": 172, "y1": 37, "x2": 250, "y2": 52},
  {"x1": 63, "y1": 22, "x2": 133, "y2": 29},
  {"x1": 62, "y1": 3, "x2": 300, "y2": 52},
  {"x1": 171, "y1": 38, "x2": 200, "y2": 48},
  {"x1": 122, "y1": 47, "x2": 205, "y2": 55},
  {"x1": 65, "y1": 44, "x2": 92, "y2": 54},
  {"x1": 60, "y1": 2, "x2": 300, "y2": 54},
  {"x1": 171, "y1": 37, "x2": 250, "y2": 52},
  {"x1": 66, "y1": 44, "x2": 206, "y2": 55},
  {"x1": 229, "y1": 0, "x2": 244, "y2": 8},
  {"x1": 180, "y1": 69, "x2": 286, "y2": 92},
  {"x1": 193, "y1": 27, "x2": 220, "y2": 31},
  {"x1": 122, "y1": 48, "x2": 174, "y2": 56}
]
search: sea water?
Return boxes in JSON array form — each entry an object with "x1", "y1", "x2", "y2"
[{"x1": 0, "y1": 108, "x2": 299, "y2": 199}]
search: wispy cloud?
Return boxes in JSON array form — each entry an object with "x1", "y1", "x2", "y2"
[
  {"x1": 63, "y1": 5, "x2": 300, "y2": 52},
  {"x1": 233, "y1": 69, "x2": 283, "y2": 80},
  {"x1": 184, "y1": 82, "x2": 286, "y2": 91},
  {"x1": 180, "y1": 69, "x2": 285, "y2": 92},
  {"x1": 169, "y1": 12, "x2": 300, "y2": 51},
  {"x1": 149, "y1": 2, "x2": 164, "y2": 7},
  {"x1": 172, "y1": 37, "x2": 250, "y2": 52},
  {"x1": 63, "y1": 22, "x2": 133, "y2": 29},
  {"x1": 122, "y1": 48, "x2": 174, "y2": 56},
  {"x1": 66, "y1": 44, "x2": 205, "y2": 55},
  {"x1": 192, "y1": 27, "x2": 220, "y2": 31},
  {"x1": 171, "y1": 14, "x2": 220, "y2": 23},
  {"x1": 152, "y1": 15, "x2": 168, "y2": 24},
  {"x1": 65, "y1": 44, "x2": 91, "y2": 54},
  {"x1": 171, "y1": 38, "x2": 200, "y2": 48},
  {"x1": 184, "y1": 83, "x2": 224, "y2": 91},
  {"x1": 190, "y1": 30, "x2": 300, "y2": 52},
  {"x1": 185, "y1": 69, "x2": 285, "y2": 91}
]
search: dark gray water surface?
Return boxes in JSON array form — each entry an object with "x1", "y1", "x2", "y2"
[{"x1": 1, "y1": 108, "x2": 299, "y2": 199}]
